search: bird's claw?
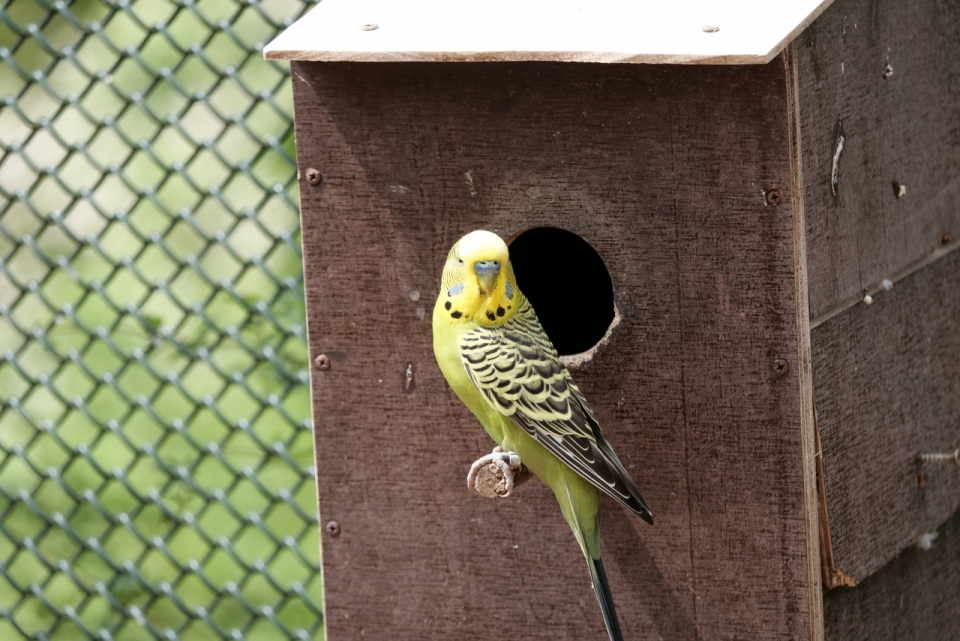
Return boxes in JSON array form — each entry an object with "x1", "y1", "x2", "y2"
[
  {"x1": 467, "y1": 447, "x2": 524, "y2": 498},
  {"x1": 492, "y1": 445, "x2": 523, "y2": 470}
]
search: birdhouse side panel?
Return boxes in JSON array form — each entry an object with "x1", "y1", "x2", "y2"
[{"x1": 796, "y1": 0, "x2": 960, "y2": 585}]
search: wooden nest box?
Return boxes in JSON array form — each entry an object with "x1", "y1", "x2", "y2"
[{"x1": 265, "y1": 0, "x2": 960, "y2": 638}]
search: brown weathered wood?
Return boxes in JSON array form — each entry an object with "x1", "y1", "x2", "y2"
[
  {"x1": 811, "y1": 248, "x2": 960, "y2": 582},
  {"x1": 785, "y1": 41, "x2": 826, "y2": 640},
  {"x1": 796, "y1": 0, "x2": 960, "y2": 321},
  {"x1": 293, "y1": 59, "x2": 815, "y2": 640},
  {"x1": 824, "y1": 507, "x2": 960, "y2": 640},
  {"x1": 813, "y1": 403, "x2": 857, "y2": 590}
]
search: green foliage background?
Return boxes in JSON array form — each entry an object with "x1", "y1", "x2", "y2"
[{"x1": 0, "y1": 0, "x2": 322, "y2": 638}]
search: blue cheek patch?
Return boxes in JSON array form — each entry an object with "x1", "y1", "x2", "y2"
[
  {"x1": 505, "y1": 282, "x2": 514, "y2": 300},
  {"x1": 447, "y1": 283, "x2": 464, "y2": 296}
]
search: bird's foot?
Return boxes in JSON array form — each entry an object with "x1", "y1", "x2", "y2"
[{"x1": 467, "y1": 446, "x2": 529, "y2": 498}]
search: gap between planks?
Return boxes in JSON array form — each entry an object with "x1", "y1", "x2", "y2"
[
  {"x1": 810, "y1": 238, "x2": 960, "y2": 330},
  {"x1": 813, "y1": 401, "x2": 858, "y2": 590}
]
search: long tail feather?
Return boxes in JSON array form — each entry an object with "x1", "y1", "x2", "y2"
[{"x1": 588, "y1": 555, "x2": 624, "y2": 641}]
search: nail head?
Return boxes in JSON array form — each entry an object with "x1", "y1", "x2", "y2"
[
  {"x1": 361, "y1": 23, "x2": 378, "y2": 31},
  {"x1": 702, "y1": 25, "x2": 719, "y2": 33}
]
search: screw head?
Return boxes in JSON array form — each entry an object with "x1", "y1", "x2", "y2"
[
  {"x1": 305, "y1": 168, "x2": 322, "y2": 186},
  {"x1": 702, "y1": 25, "x2": 719, "y2": 33},
  {"x1": 773, "y1": 358, "x2": 789, "y2": 375},
  {"x1": 325, "y1": 521, "x2": 341, "y2": 537},
  {"x1": 765, "y1": 188, "x2": 783, "y2": 207},
  {"x1": 361, "y1": 23, "x2": 378, "y2": 31},
  {"x1": 314, "y1": 354, "x2": 331, "y2": 371}
]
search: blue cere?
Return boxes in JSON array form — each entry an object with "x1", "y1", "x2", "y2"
[{"x1": 474, "y1": 260, "x2": 500, "y2": 275}]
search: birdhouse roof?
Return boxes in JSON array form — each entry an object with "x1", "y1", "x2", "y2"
[{"x1": 264, "y1": 0, "x2": 834, "y2": 65}]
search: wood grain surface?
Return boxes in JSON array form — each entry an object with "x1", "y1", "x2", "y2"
[
  {"x1": 292, "y1": 59, "x2": 815, "y2": 640},
  {"x1": 811, "y1": 247, "x2": 960, "y2": 583},
  {"x1": 824, "y1": 508, "x2": 960, "y2": 641},
  {"x1": 795, "y1": 0, "x2": 960, "y2": 321},
  {"x1": 785, "y1": 41, "x2": 826, "y2": 637}
]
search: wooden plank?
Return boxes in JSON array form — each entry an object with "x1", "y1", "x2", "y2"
[
  {"x1": 293, "y1": 59, "x2": 813, "y2": 640},
  {"x1": 265, "y1": 0, "x2": 835, "y2": 65},
  {"x1": 811, "y1": 248, "x2": 960, "y2": 582},
  {"x1": 795, "y1": 0, "x2": 960, "y2": 320},
  {"x1": 784, "y1": 41, "x2": 826, "y2": 641},
  {"x1": 824, "y1": 507, "x2": 960, "y2": 640}
]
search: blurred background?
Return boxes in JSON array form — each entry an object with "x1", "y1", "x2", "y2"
[{"x1": 0, "y1": 0, "x2": 323, "y2": 638}]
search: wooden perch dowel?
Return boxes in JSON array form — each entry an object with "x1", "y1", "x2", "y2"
[{"x1": 467, "y1": 448, "x2": 533, "y2": 499}]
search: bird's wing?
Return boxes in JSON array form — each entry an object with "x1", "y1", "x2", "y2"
[{"x1": 459, "y1": 300, "x2": 652, "y2": 521}]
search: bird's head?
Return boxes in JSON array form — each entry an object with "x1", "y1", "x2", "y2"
[{"x1": 436, "y1": 230, "x2": 520, "y2": 326}]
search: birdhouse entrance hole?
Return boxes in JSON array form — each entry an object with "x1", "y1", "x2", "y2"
[{"x1": 508, "y1": 227, "x2": 615, "y2": 358}]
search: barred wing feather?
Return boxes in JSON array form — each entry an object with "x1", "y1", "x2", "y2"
[{"x1": 459, "y1": 301, "x2": 652, "y2": 522}]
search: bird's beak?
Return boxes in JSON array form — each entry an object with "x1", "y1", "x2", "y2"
[{"x1": 474, "y1": 260, "x2": 501, "y2": 295}]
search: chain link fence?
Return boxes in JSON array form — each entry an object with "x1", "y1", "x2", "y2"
[{"x1": 0, "y1": 0, "x2": 323, "y2": 638}]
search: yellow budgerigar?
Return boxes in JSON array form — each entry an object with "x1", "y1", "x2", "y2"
[{"x1": 432, "y1": 229, "x2": 652, "y2": 641}]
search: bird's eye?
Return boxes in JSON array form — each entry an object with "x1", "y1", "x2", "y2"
[{"x1": 457, "y1": 257, "x2": 464, "y2": 265}]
